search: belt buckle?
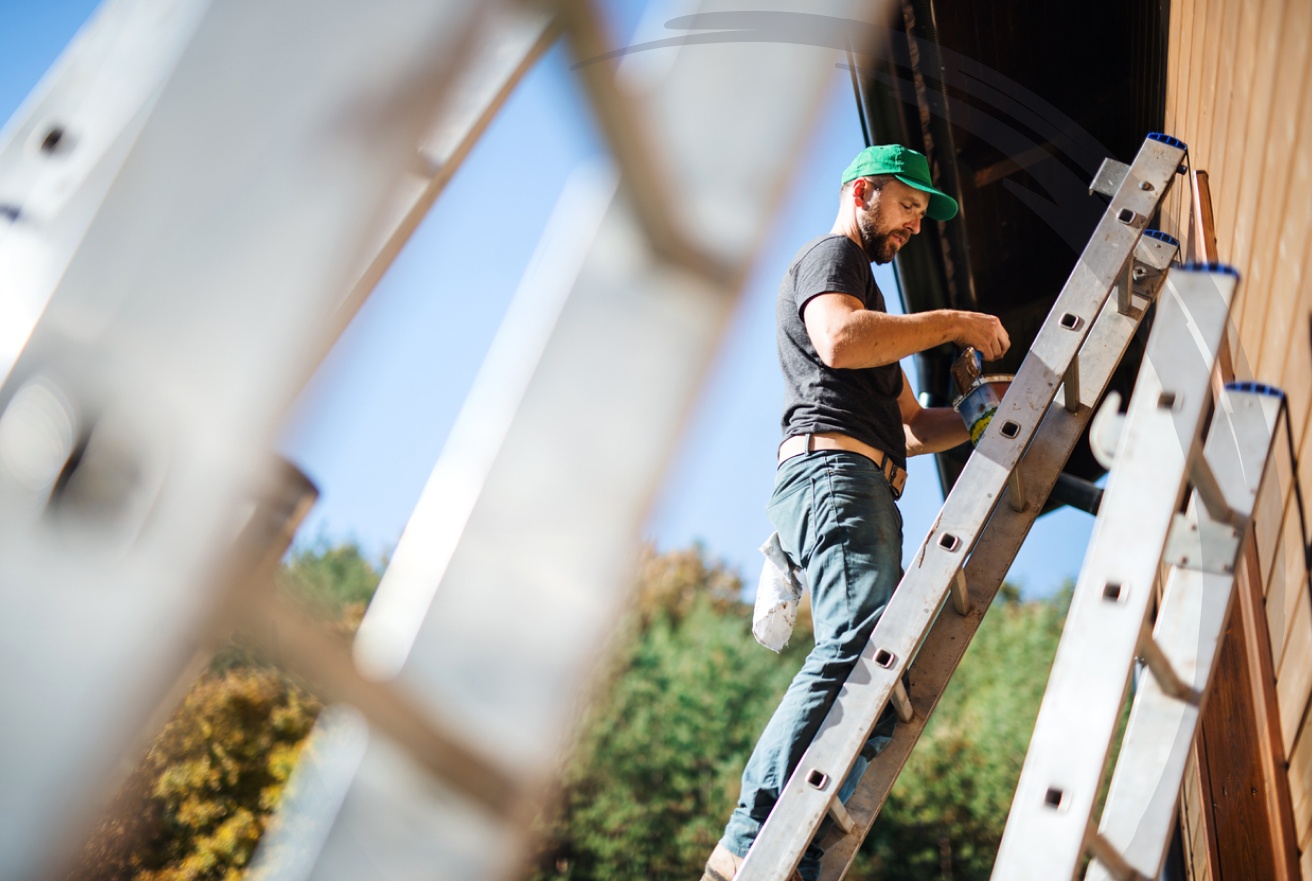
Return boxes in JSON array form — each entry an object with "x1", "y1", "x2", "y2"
[{"x1": 884, "y1": 456, "x2": 905, "y2": 500}]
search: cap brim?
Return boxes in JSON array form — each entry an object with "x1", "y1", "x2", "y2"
[{"x1": 894, "y1": 174, "x2": 959, "y2": 221}]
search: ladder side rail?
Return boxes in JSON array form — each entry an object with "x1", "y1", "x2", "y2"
[
  {"x1": 0, "y1": 0, "x2": 214, "y2": 387},
  {"x1": 816, "y1": 230, "x2": 1178, "y2": 881},
  {"x1": 988, "y1": 265, "x2": 1240, "y2": 881},
  {"x1": 735, "y1": 133, "x2": 1187, "y2": 881},
  {"x1": 1084, "y1": 385, "x2": 1286, "y2": 881},
  {"x1": 0, "y1": 5, "x2": 489, "y2": 880},
  {"x1": 333, "y1": 6, "x2": 561, "y2": 331}
]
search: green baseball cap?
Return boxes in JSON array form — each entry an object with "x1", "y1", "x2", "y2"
[{"x1": 841, "y1": 144, "x2": 959, "y2": 221}]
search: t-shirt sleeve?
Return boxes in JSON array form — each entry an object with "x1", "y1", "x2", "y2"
[{"x1": 791, "y1": 237, "x2": 869, "y2": 319}]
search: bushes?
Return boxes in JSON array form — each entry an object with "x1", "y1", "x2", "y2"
[
  {"x1": 71, "y1": 544, "x2": 1069, "y2": 881},
  {"x1": 858, "y1": 592, "x2": 1068, "y2": 880},
  {"x1": 534, "y1": 555, "x2": 1068, "y2": 881},
  {"x1": 70, "y1": 542, "x2": 381, "y2": 881}
]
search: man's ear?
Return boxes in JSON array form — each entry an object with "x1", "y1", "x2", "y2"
[{"x1": 850, "y1": 177, "x2": 873, "y2": 206}]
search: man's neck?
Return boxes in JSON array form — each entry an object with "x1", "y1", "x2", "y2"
[{"x1": 830, "y1": 210, "x2": 862, "y2": 251}]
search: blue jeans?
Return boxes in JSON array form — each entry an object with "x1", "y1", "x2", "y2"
[{"x1": 721, "y1": 450, "x2": 903, "y2": 881}]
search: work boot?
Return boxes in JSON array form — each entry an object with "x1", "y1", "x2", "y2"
[
  {"x1": 699, "y1": 842, "x2": 804, "y2": 881},
  {"x1": 700, "y1": 843, "x2": 742, "y2": 881}
]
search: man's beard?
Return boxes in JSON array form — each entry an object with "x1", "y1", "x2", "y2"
[{"x1": 857, "y1": 211, "x2": 904, "y2": 264}]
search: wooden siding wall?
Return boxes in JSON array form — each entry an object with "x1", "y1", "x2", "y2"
[{"x1": 1162, "y1": 0, "x2": 1312, "y2": 878}]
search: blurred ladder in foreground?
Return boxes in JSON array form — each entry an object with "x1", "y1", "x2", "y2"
[
  {"x1": 992, "y1": 264, "x2": 1285, "y2": 880},
  {"x1": 735, "y1": 132, "x2": 1190, "y2": 881},
  {"x1": 0, "y1": 1, "x2": 897, "y2": 880}
]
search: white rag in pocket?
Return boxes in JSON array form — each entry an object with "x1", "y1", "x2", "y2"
[{"x1": 752, "y1": 532, "x2": 807, "y2": 652}]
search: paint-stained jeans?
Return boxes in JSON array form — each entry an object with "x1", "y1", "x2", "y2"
[{"x1": 721, "y1": 450, "x2": 903, "y2": 881}]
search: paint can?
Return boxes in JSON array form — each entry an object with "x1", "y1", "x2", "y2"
[{"x1": 953, "y1": 375, "x2": 1014, "y2": 445}]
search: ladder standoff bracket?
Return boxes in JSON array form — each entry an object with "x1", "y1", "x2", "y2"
[
  {"x1": 1090, "y1": 391, "x2": 1126, "y2": 468},
  {"x1": 1164, "y1": 512, "x2": 1242, "y2": 574}
]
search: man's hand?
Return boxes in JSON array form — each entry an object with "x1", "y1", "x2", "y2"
[{"x1": 951, "y1": 311, "x2": 1010, "y2": 362}]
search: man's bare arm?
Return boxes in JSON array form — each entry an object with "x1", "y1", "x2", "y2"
[
  {"x1": 897, "y1": 369, "x2": 970, "y2": 456},
  {"x1": 804, "y1": 292, "x2": 1010, "y2": 369}
]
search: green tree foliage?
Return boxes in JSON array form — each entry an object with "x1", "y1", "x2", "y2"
[
  {"x1": 71, "y1": 542, "x2": 381, "y2": 881},
  {"x1": 532, "y1": 548, "x2": 809, "y2": 881},
  {"x1": 533, "y1": 555, "x2": 1069, "y2": 881},
  {"x1": 77, "y1": 669, "x2": 324, "y2": 881},
  {"x1": 279, "y1": 539, "x2": 384, "y2": 615},
  {"x1": 72, "y1": 543, "x2": 1069, "y2": 881},
  {"x1": 857, "y1": 585, "x2": 1070, "y2": 880}
]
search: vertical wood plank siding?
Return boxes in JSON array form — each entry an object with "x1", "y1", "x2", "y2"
[{"x1": 1163, "y1": 0, "x2": 1313, "y2": 877}]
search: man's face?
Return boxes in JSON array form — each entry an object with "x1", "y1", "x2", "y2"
[{"x1": 855, "y1": 178, "x2": 930, "y2": 264}]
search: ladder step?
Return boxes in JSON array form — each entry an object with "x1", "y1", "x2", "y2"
[
  {"x1": 891, "y1": 679, "x2": 914, "y2": 724},
  {"x1": 1063, "y1": 354, "x2": 1082, "y2": 411},
  {"x1": 1086, "y1": 825, "x2": 1153, "y2": 881},
  {"x1": 1136, "y1": 621, "x2": 1201, "y2": 706},
  {"x1": 826, "y1": 797, "x2": 856, "y2": 836},
  {"x1": 950, "y1": 569, "x2": 970, "y2": 616},
  {"x1": 1007, "y1": 465, "x2": 1027, "y2": 512}
]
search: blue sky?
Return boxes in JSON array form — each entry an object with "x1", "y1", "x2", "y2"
[{"x1": 1, "y1": 0, "x2": 1094, "y2": 597}]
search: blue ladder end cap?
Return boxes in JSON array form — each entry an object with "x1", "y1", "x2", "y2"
[
  {"x1": 1179, "y1": 261, "x2": 1240, "y2": 278},
  {"x1": 1143, "y1": 229, "x2": 1180, "y2": 247},
  {"x1": 1224, "y1": 380, "x2": 1286, "y2": 399},
  {"x1": 1148, "y1": 132, "x2": 1188, "y2": 151}
]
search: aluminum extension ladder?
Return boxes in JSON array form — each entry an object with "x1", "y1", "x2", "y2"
[
  {"x1": 735, "y1": 132, "x2": 1191, "y2": 881},
  {"x1": 991, "y1": 264, "x2": 1285, "y2": 880},
  {"x1": 1079, "y1": 386, "x2": 1288, "y2": 881}
]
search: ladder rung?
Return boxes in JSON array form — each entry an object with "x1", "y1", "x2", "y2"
[
  {"x1": 1063, "y1": 354, "x2": 1082, "y2": 412},
  {"x1": 891, "y1": 679, "x2": 914, "y2": 724},
  {"x1": 1115, "y1": 260, "x2": 1135, "y2": 316},
  {"x1": 1086, "y1": 825, "x2": 1152, "y2": 881},
  {"x1": 1137, "y1": 621, "x2": 1202, "y2": 705},
  {"x1": 1188, "y1": 446, "x2": 1247, "y2": 528},
  {"x1": 950, "y1": 569, "x2": 970, "y2": 616},
  {"x1": 1007, "y1": 466, "x2": 1027, "y2": 512},
  {"x1": 827, "y1": 796, "x2": 856, "y2": 836}
]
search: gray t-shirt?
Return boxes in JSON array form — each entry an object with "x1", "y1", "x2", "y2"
[{"x1": 777, "y1": 234, "x2": 906, "y2": 468}]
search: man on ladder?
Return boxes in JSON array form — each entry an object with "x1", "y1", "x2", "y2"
[{"x1": 702, "y1": 144, "x2": 1010, "y2": 881}]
